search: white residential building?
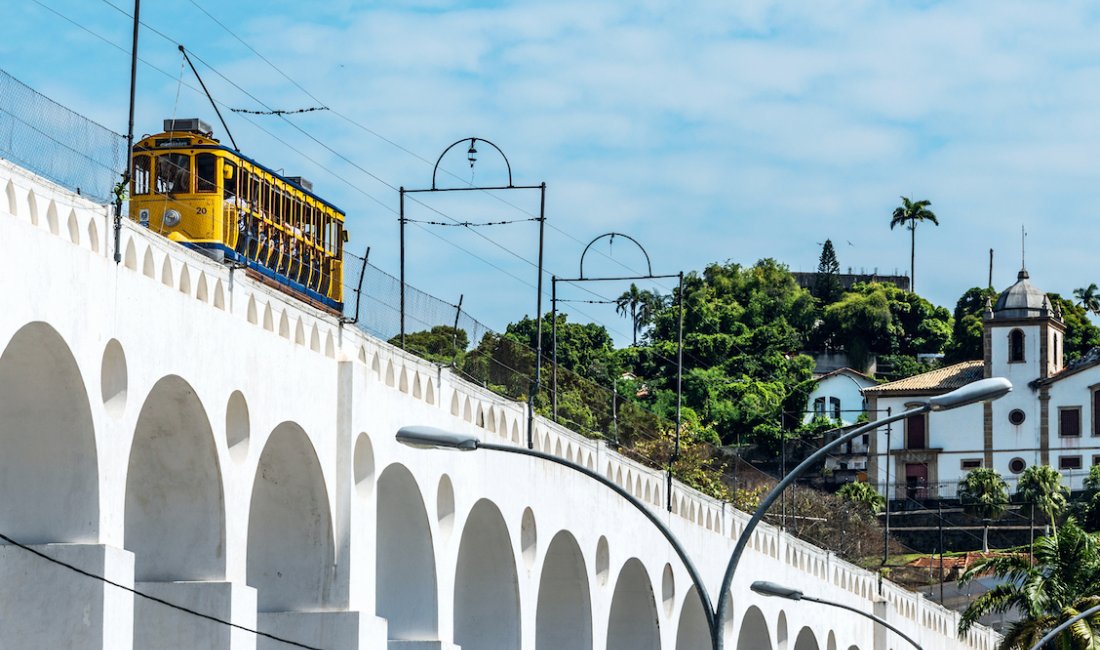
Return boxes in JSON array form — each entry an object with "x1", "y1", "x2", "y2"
[
  {"x1": 865, "y1": 268, "x2": 1100, "y2": 499},
  {"x1": 804, "y1": 368, "x2": 876, "y2": 426}
]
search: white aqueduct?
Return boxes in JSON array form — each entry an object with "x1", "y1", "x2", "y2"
[{"x1": 0, "y1": 157, "x2": 1000, "y2": 649}]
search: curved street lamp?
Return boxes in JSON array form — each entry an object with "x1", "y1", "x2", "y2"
[
  {"x1": 751, "y1": 581, "x2": 923, "y2": 650},
  {"x1": 1026, "y1": 602, "x2": 1100, "y2": 650},
  {"x1": 397, "y1": 376, "x2": 1012, "y2": 649}
]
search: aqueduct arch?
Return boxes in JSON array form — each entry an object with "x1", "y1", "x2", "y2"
[
  {"x1": 125, "y1": 375, "x2": 226, "y2": 581},
  {"x1": 0, "y1": 322, "x2": 98, "y2": 543},
  {"x1": 246, "y1": 422, "x2": 335, "y2": 612},
  {"x1": 377, "y1": 463, "x2": 439, "y2": 641},
  {"x1": 454, "y1": 499, "x2": 522, "y2": 650},
  {"x1": 606, "y1": 557, "x2": 660, "y2": 650},
  {"x1": 535, "y1": 530, "x2": 592, "y2": 650}
]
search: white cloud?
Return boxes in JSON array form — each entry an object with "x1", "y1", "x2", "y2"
[{"x1": 6, "y1": 0, "x2": 1100, "y2": 337}]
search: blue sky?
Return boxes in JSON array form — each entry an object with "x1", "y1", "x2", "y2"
[{"x1": 5, "y1": 1, "x2": 1100, "y2": 343}]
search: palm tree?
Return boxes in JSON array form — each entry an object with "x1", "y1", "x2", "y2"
[
  {"x1": 615, "y1": 285, "x2": 665, "y2": 345},
  {"x1": 1017, "y1": 464, "x2": 1069, "y2": 535},
  {"x1": 959, "y1": 519, "x2": 1100, "y2": 649},
  {"x1": 1074, "y1": 283, "x2": 1100, "y2": 316},
  {"x1": 837, "y1": 481, "x2": 885, "y2": 517},
  {"x1": 959, "y1": 467, "x2": 1010, "y2": 552},
  {"x1": 890, "y1": 197, "x2": 939, "y2": 293}
]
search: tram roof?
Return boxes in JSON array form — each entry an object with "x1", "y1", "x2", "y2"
[{"x1": 135, "y1": 134, "x2": 346, "y2": 216}]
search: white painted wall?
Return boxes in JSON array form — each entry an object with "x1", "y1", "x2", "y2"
[
  {"x1": 803, "y1": 372, "x2": 874, "y2": 426},
  {"x1": 0, "y1": 158, "x2": 998, "y2": 650}
]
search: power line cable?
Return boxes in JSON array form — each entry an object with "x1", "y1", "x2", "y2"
[
  {"x1": 0, "y1": 531, "x2": 321, "y2": 650},
  {"x1": 41, "y1": 0, "x2": 729, "y2": 455},
  {"x1": 182, "y1": 0, "x2": 678, "y2": 310}
]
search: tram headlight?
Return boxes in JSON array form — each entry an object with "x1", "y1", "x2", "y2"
[{"x1": 163, "y1": 209, "x2": 181, "y2": 228}]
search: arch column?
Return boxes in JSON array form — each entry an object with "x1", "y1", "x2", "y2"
[
  {"x1": 0, "y1": 322, "x2": 134, "y2": 650},
  {"x1": 124, "y1": 375, "x2": 256, "y2": 650}
]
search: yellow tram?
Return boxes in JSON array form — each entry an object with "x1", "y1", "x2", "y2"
[{"x1": 129, "y1": 118, "x2": 346, "y2": 313}]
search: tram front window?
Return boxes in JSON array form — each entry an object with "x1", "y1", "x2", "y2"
[
  {"x1": 196, "y1": 153, "x2": 218, "y2": 193},
  {"x1": 155, "y1": 153, "x2": 191, "y2": 194}
]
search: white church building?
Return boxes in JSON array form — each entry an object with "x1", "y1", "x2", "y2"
[{"x1": 864, "y1": 268, "x2": 1100, "y2": 499}]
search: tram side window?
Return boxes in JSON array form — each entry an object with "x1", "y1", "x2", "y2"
[
  {"x1": 196, "y1": 153, "x2": 218, "y2": 193},
  {"x1": 155, "y1": 153, "x2": 190, "y2": 194},
  {"x1": 266, "y1": 181, "x2": 276, "y2": 221},
  {"x1": 132, "y1": 154, "x2": 151, "y2": 195},
  {"x1": 249, "y1": 172, "x2": 260, "y2": 212},
  {"x1": 304, "y1": 204, "x2": 315, "y2": 241},
  {"x1": 223, "y1": 161, "x2": 238, "y2": 200}
]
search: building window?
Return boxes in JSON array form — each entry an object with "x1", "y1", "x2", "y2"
[
  {"x1": 906, "y1": 413, "x2": 927, "y2": 449},
  {"x1": 1060, "y1": 407, "x2": 1082, "y2": 437},
  {"x1": 830, "y1": 397, "x2": 841, "y2": 420},
  {"x1": 961, "y1": 459, "x2": 982, "y2": 470},
  {"x1": 1009, "y1": 329, "x2": 1025, "y2": 363},
  {"x1": 1009, "y1": 457, "x2": 1027, "y2": 474},
  {"x1": 1060, "y1": 455, "x2": 1083, "y2": 471},
  {"x1": 813, "y1": 397, "x2": 826, "y2": 418},
  {"x1": 1093, "y1": 389, "x2": 1100, "y2": 436},
  {"x1": 1093, "y1": 455, "x2": 1100, "y2": 467},
  {"x1": 1009, "y1": 409, "x2": 1026, "y2": 426}
]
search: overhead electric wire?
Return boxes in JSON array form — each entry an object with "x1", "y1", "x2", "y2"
[
  {"x1": 112, "y1": 0, "x2": 685, "y2": 352},
  {"x1": 182, "y1": 0, "x2": 676, "y2": 303},
  {"x1": 95, "y1": 0, "x2": 552, "y2": 288},
  {"x1": 0, "y1": 531, "x2": 321, "y2": 650},
  {"x1": 43, "y1": 0, "x2": 719, "y2": 463}
]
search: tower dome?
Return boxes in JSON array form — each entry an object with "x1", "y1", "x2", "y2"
[{"x1": 993, "y1": 268, "x2": 1050, "y2": 319}]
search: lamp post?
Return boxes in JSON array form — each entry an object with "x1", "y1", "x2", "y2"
[
  {"x1": 1026, "y1": 603, "x2": 1100, "y2": 650},
  {"x1": 398, "y1": 376, "x2": 1011, "y2": 649},
  {"x1": 751, "y1": 581, "x2": 923, "y2": 650},
  {"x1": 395, "y1": 425, "x2": 717, "y2": 635}
]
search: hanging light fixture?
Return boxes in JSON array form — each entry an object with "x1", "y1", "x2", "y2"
[{"x1": 467, "y1": 138, "x2": 478, "y2": 168}]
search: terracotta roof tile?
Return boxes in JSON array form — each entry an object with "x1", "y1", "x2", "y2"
[{"x1": 863, "y1": 360, "x2": 984, "y2": 395}]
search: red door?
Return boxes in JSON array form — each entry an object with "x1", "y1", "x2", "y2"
[{"x1": 905, "y1": 463, "x2": 928, "y2": 499}]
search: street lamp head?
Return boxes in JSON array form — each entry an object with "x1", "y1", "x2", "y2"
[
  {"x1": 396, "y1": 426, "x2": 480, "y2": 451},
  {"x1": 927, "y1": 377, "x2": 1011, "y2": 412},
  {"x1": 750, "y1": 581, "x2": 804, "y2": 601}
]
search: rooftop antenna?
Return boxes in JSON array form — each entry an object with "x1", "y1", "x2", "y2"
[
  {"x1": 988, "y1": 248, "x2": 993, "y2": 289},
  {"x1": 1021, "y1": 225, "x2": 1027, "y2": 270}
]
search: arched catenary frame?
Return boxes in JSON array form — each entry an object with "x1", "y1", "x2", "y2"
[
  {"x1": 552, "y1": 232, "x2": 684, "y2": 510},
  {"x1": 400, "y1": 138, "x2": 546, "y2": 448}
]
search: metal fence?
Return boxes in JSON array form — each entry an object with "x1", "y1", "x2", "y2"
[
  {"x1": 342, "y1": 250, "x2": 676, "y2": 464},
  {"x1": 0, "y1": 69, "x2": 700, "y2": 497},
  {"x1": 0, "y1": 68, "x2": 126, "y2": 204}
]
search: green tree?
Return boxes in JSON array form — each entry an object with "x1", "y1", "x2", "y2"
[
  {"x1": 959, "y1": 467, "x2": 1010, "y2": 552},
  {"x1": 820, "y1": 282, "x2": 951, "y2": 371},
  {"x1": 889, "y1": 196, "x2": 939, "y2": 293},
  {"x1": 1074, "y1": 283, "x2": 1100, "y2": 316},
  {"x1": 837, "y1": 481, "x2": 885, "y2": 517},
  {"x1": 634, "y1": 259, "x2": 817, "y2": 445},
  {"x1": 944, "y1": 286, "x2": 998, "y2": 363},
  {"x1": 615, "y1": 284, "x2": 665, "y2": 345},
  {"x1": 959, "y1": 520, "x2": 1100, "y2": 649},
  {"x1": 505, "y1": 313, "x2": 617, "y2": 382},
  {"x1": 815, "y1": 239, "x2": 842, "y2": 303},
  {"x1": 1048, "y1": 294, "x2": 1100, "y2": 362},
  {"x1": 1017, "y1": 465, "x2": 1069, "y2": 534},
  {"x1": 390, "y1": 325, "x2": 468, "y2": 365},
  {"x1": 1071, "y1": 465, "x2": 1100, "y2": 532}
]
